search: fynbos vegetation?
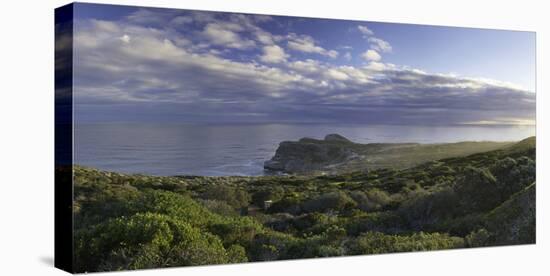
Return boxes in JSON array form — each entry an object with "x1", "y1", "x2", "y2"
[{"x1": 72, "y1": 136, "x2": 535, "y2": 272}]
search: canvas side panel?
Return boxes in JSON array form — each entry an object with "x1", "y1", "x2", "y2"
[{"x1": 54, "y1": 3, "x2": 74, "y2": 273}]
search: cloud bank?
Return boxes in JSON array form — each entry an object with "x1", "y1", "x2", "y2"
[{"x1": 73, "y1": 8, "x2": 535, "y2": 126}]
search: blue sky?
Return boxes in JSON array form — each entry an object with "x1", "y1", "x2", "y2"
[{"x1": 71, "y1": 3, "x2": 536, "y2": 126}]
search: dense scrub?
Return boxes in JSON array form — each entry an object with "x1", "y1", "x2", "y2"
[{"x1": 73, "y1": 137, "x2": 535, "y2": 272}]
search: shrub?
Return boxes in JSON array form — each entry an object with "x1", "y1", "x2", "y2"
[
  {"x1": 465, "y1": 228, "x2": 491, "y2": 247},
  {"x1": 252, "y1": 186, "x2": 285, "y2": 206},
  {"x1": 348, "y1": 231, "x2": 463, "y2": 255},
  {"x1": 268, "y1": 197, "x2": 302, "y2": 214},
  {"x1": 398, "y1": 186, "x2": 459, "y2": 229},
  {"x1": 199, "y1": 199, "x2": 239, "y2": 217},
  {"x1": 291, "y1": 212, "x2": 337, "y2": 233},
  {"x1": 454, "y1": 166, "x2": 499, "y2": 212},
  {"x1": 227, "y1": 245, "x2": 248, "y2": 263},
  {"x1": 127, "y1": 190, "x2": 220, "y2": 228},
  {"x1": 249, "y1": 232, "x2": 296, "y2": 261},
  {"x1": 365, "y1": 189, "x2": 392, "y2": 210},
  {"x1": 491, "y1": 157, "x2": 535, "y2": 201},
  {"x1": 202, "y1": 184, "x2": 251, "y2": 209},
  {"x1": 301, "y1": 191, "x2": 356, "y2": 213},
  {"x1": 208, "y1": 217, "x2": 262, "y2": 248},
  {"x1": 75, "y1": 213, "x2": 229, "y2": 272},
  {"x1": 345, "y1": 211, "x2": 407, "y2": 236}
]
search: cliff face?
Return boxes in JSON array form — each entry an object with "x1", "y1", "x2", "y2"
[{"x1": 264, "y1": 134, "x2": 358, "y2": 173}]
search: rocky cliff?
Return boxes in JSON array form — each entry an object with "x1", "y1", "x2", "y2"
[
  {"x1": 264, "y1": 134, "x2": 359, "y2": 173},
  {"x1": 264, "y1": 134, "x2": 514, "y2": 174}
]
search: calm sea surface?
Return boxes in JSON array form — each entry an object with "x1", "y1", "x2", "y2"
[{"x1": 75, "y1": 123, "x2": 534, "y2": 176}]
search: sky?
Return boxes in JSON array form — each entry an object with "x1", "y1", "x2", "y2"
[{"x1": 71, "y1": 3, "x2": 536, "y2": 126}]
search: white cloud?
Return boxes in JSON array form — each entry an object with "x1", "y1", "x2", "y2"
[
  {"x1": 202, "y1": 23, "x2": 256, "y2": 49},
  {"x1": 460, "y1": 118, "x2": 535, "y2": 126},
  {"x1": 327, "y1": 50, "x2": 339, "y2": 59},
  {"x1": 119, "y1": 34, "x2": 131, "y2": 43},
  {"x1": 362, "y1": 49, "x2": 382, "y2": 61},
  {"x1": 125, "y1": 9, "x2": 169, "y2": 26},
  {"x1": 464, "y1": 77, "x2": 528, "y2": 91},
  {"x1": 356, "y1": 25, "x2": 392, "y2": 54},
  {"x1": 287, "y1": 35, "x2": 322, "y2": 52},
  {"x1": 368, "y1": 37, "x2": 392, "y2": 53},
  {"x1": 288, "y1": 59, "x2": 323, "y2": 74},
  {"x1": 256, "y1": 31, "x2": 274, "y2": 44},
  {"x1": 254, "y1": 30, "x2": 283, "y2": 45},
  {"x1": 91, "y1": 19, "x2": 120, "y2": 33},
  {"x1": 117, "y1": 36, "x2": 187, "y2": 62},
  {"x1": 260, "y1": 45, "x2": 289, "y2": 63},
  {"x1": 287, "y1": 34, "x2": 339, "y2": 58},
  {"x1": 357, "y1": 25, "x2": 374, "y2": 36},
  {"x1": 74, "y1": 32, "x2": 101, "y2": 48},
  {"x1": 337, "y1": 66, "x2": 371, "y2": 84},
  {"x1": 365, "y1": 61, "x2": 388, "y2": 71},
  {"x1": 326, "y1": 69, "x2": 350, "y2": 81},
  {"x1": 343, "y1": 52, "x2": 352, "y2": 61}
]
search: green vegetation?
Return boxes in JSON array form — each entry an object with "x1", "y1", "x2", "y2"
[{"x1": 73, "y1": 136, "x2": 535, "y2": 272}]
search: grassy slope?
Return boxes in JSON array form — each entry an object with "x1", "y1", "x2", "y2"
[
  {"x1": 485, "y1": 182, "x2": 536, "y2": 245},
  {"x1": 350, "y1": 140, "x2": 514, "y2": 171}
]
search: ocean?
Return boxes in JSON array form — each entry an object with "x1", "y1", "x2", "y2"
[{"x1": 74, "y1": 123, "x2": 535, "y2": 176}]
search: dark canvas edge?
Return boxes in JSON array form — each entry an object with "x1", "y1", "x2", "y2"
[{"x1": 55, "y1": 2, "x2": 75, "y2": 273}]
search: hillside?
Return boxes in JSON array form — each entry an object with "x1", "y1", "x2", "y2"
[
  {"x1": 72, "y1": 136, "x2": 535, "y2": 272},
  {"x1": 264, "y1": 134, "x2": 513, "y2": 174}
]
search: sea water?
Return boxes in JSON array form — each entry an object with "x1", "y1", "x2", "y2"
[{"x1": 74, "y1": 123, "x2": 534, "y2": 176}]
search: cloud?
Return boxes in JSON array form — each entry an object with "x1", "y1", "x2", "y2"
[
  {"x1": 365, "y1": 61, "x2": 390, "y2": 71},
  {"x1": 125, "y1": 9, "x2": 173, "y2": 26},
  {"x1": 202, "y1": 23, "x2": 256, "y2": 49},
  {"x1": 72, "y1": 8, "x2": 535, "y2": 126},
  {"x1": 343, "y1": 52, "x2": 352, "y2": 61},
  {"x1": 362, "y1": 50, "x2": 382, "y2": 61},
  {"x1": 368, "y1": 37, "x2": 392, "y2": 53},
  {"x1": 356, "y1": 24, "x2": 392, "y2": 54},
  {"x1": 287, "y1": 33, "x2": 339, "y2": 58},
  {"x1": 260, "y1": 45, "x2": 289, "y2": 63},
  {"x1": 119, "y1": 34, "x2": 131, "y2": 43},
  {"x1": 171, "y1": 15, "x2": 193, "y2": 25},
  {"x1": 460, "y1": 118, "x2": 535, "y2": 126},
  {"x1": 357, "y1": 25, "x2": 374, "y2": 36},
  {"x1": 91, "y1": 19, "x2": 120, "y2": 33},
  {"x1": 326, "y1": 69, "x2": 350, "y2": 81},
  {"x1": 256, "y1": 31, "x2": 275, "y2": 44},
  {"x1": 288, "y1": 59, "x2": 323, "y2": 74},
  {"x1": 326, "y1": 50, "x2": 339, "y2": 59}
]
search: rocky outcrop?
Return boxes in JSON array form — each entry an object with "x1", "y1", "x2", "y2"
[
  {"x1": 264, "y1": 134, "x2": 359, "y2": 174},
  {"x1": 264, "y1": 134, "x2": 517, "y2": 175}
]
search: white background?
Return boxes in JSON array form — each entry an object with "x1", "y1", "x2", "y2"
[{"x1": 0, "y1": 0, "x2": 547, "y2": 275}]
